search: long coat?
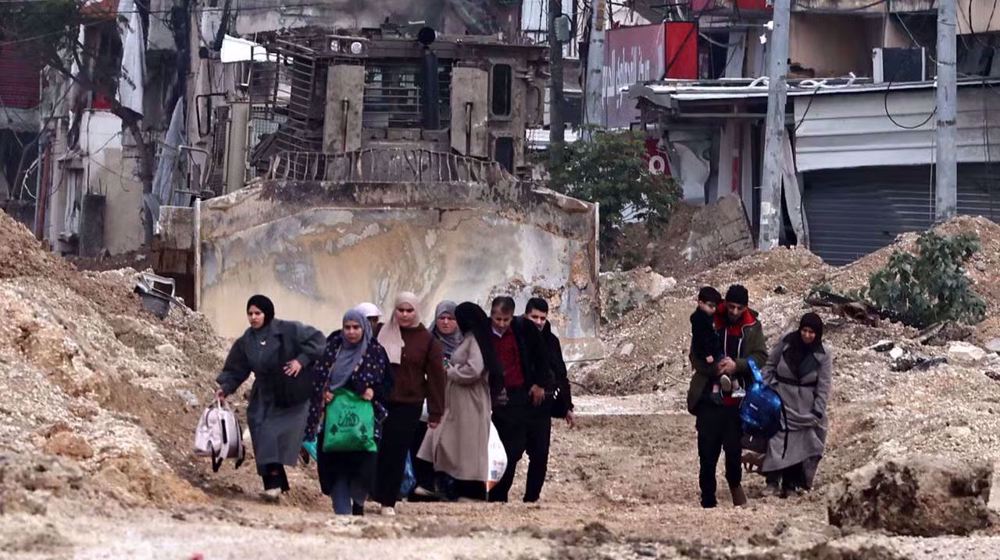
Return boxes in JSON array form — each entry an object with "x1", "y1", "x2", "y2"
[
  {"x1": 217, "y1": 319, "x2": 326, "y2": 475},
  {"x1": 760, "y1": 336, "x2": 833, "y2": 474},
  {"x1": 304, "y1": 333, "x2": 391, "y2": 497},
  {"x1": 417, "y1": 336, "x2": 492, "y2": 482}
]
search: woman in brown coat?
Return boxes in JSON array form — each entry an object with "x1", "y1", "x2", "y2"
[
  {"x1": 372, "y1": 292, "x2": 446, "y2": 515},
  {"x1": 418, "y1": 302, "x2": 504, "y2": 500}
]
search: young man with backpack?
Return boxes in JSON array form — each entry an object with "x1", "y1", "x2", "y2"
[{"x1": 687, "y1": 284, "x2": 767, "y2": 508}]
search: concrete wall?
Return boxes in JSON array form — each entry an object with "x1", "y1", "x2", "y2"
[
  {"x1": 193, "y1": 178, "x2": 602, "y2": 359},
  {"x1": 790, "y1": 14, "x2": 882, "y2": 77},
  {"x1": 45, "y1": 111, "x2": 144, "y2": 255}
]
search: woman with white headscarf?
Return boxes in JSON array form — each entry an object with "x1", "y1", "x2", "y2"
[
  {"x1": 371, "y1": 292, "x2": 447, "y2": 516},
  {"x1": 305, "y1": 309, "x2": 390, "y2": 515}
]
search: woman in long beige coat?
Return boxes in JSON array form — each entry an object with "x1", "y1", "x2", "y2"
[{"x1": 418, "y1": 302, "x2": 504, "y2": 500}]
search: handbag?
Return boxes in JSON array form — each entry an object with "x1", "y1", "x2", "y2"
[
  {"x1": 193, "y1": 401, "x2": 246, "y2": 472},
  {"x1": 321, "y1": 388, "x2": 378, "y2": 453}
]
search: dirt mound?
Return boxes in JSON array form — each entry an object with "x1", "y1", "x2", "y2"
[
  {"x1": 0, "y1": 210, "x2": 229, "y2": 513},
  {"x1": 581, "y1": 246, "x2": 830, "y2": 395},
  {"x1": 828, "y1": 215, "x2": 1000, "y2": 340}
]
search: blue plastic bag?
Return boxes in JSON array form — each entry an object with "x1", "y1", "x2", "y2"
[
  {"x1": 739, "y1": 358, "x2": 786, "y2": 441},
  {"x1": 302, "y1": 438, "x2": 318, "y2": 462},
  {"x1": 399, "y1": 453, "x2": 416, "y2": 498}
]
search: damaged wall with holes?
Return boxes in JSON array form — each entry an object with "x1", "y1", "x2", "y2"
[{"x1": 156, "y1": 166, "x2": 602, "y2": 360}]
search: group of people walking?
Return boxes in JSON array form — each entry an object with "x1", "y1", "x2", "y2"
[
  {"x1": 216, "y1": 292, "x2": 574, "y2": 515},
  {"x1": 688, "y1": 284, "x2": 833, "y2": 507}
]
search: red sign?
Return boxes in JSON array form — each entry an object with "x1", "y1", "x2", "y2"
[{"x1": 602, "y1": 23, "x2": 698, "y2": 129}]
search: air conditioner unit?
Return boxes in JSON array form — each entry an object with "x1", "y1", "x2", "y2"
[{"x1": 873, "y1": 47, "x2": 927, "y2": 83}]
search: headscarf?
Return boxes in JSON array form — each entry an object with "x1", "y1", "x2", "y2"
[
  {"x1": 782, "y1": 312, "x2": 825, "y2": 378},
  {"x1": 354, "y1": 302, "x2": 382, "y2": 320},
  {"x1": 430, "y1": 300, "x2": 462, "y2": 357},
  {"x1": 455, "y1": 302, "x2": 505, "y2": 397},
  {"x1": 328, "y1": 309, "x2": 373, "y2": 391},
  {"x1": 246, "y1": 295, "x2": 275, "y2": 328},
  {"x1": 377, "y1": 292, "x2": 421, "y2": 365}
]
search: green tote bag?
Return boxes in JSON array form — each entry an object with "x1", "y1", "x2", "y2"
[{"x1": 321, "y1": 388, "x2": 378, "y2": 453}]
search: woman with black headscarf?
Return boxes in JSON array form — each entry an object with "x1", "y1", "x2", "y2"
[
  {"x1": 417, "y1": 302, "x2": 504, "y2": 500},
  {"x1": 216, "y1": 295, "x2": 326, "y2": 502},
  {"x1": 760, "y1": 312, "x2": 833, "y2": 497}
]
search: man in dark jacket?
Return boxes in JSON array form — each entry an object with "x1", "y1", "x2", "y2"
[
  {"x1": 488, "y1": 296, "x2": 554, "y2": 503},
  {"x1": 687, "y1": 284, "x2": 767, "y2": 509},
  {"x1": 517, "y1": 297, "x2": 575, "y2": 502}
]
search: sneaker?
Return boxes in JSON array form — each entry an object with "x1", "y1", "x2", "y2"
[
  {"x1": 412, "y1": 485, "x2": 437, "y2": 498},
  {"x1": 380, "y1": 506, "x2": 396, "y2": 516},
  {"x1": 730, "y1": 485, "x2": 748, "y2": 507},
  {"x1": 719, "y1": 375, "x2": 732, "y2": 393},
  {"x1": 731, "y1": 380, "x2": 746, "y2": 399},
  {"x1": 763, "y1": 482, "x2": 781, "y2": 497},
  {"x1": 261, "y1": 488, "x2": 281, "y2": 503}
]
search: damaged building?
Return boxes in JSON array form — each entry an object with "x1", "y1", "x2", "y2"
[{"x1": 598, "y1": 0, "x2": 1000, "y2": 265}]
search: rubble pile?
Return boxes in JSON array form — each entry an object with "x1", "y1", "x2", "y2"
[
  {"x1": 827, "y1": 215, "x2": 1000, "y2": 341},
  {"x1": 582, "y1": 246, "x2": 830, "y2": 394},
  {"x1": 828, "y1": 454, "x2": 994, "y2": 537},
  {"x1": 0, "y1": 210, "x2": 226, "y2": 514},
  {"x1": 581, "y1": 215, "x2": 1000, "y2": 512}
]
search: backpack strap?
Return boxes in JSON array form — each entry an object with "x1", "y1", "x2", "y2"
[
  {"x1": 233, "y1": 414, "x2": 246, "y2": 470},
  {"x1": 213, "y1": 417, "x2": 228, "y2": 473}
]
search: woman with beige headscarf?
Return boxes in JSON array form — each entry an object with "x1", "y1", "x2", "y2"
[{"x1": 372, "y1": 292, "x2": 447, "y2": 516}]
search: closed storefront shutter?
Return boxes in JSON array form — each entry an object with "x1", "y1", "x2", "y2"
[{"x1": 804, "y1": 164, "x2": 1000, "y2": 265}]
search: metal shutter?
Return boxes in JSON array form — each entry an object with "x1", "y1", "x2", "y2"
[{"x1": 804, "y1": 164, "x2": 1000, "y2": 265}]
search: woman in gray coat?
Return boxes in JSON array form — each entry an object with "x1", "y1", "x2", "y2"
[
  {"x1": 761, "y1": 312, "x2": 832, "y2": 497},
  {"x1": 216, "y1": 295, "x2": 325, "y2": 501}
]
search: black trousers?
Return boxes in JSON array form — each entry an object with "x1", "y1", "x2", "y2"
[
  {"x1": 488, "y1": 392, "x2": 552, "y2": 503},
  {"x1": 768, "y1": 463, "x2": 807, "y2": 492},
  {"x1": 409, "y1": 420, "x2": 437, "y2": 496},
  {"x1": 696, "y1": 404, "x2": 742, "y2": 508},
  {"x1": 261, "y1": 463, "x2": 289, "y2": 492},
  {"x1": 374, "y1": 402, "x2": 423, "y2": 508}
]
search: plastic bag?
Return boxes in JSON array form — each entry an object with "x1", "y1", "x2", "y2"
[
  {"x1": 399, "y1": 453, "x2": 417, "y2": 498},
  {"x1": 322, "y1": 388, "x2": 378, "y2": 453},
  {"x1": 301, "y1": 438, "x2": 318, "y2": 462},
  {"x1": 486, "y1": 421, "x2": 507, "y2": 491}
]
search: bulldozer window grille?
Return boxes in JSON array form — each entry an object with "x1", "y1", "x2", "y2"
[{"x1": 363, "y1": 60, "x2": 452, "y2": 129}]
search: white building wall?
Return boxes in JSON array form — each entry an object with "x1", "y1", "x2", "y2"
[{"x1": 794, "y1": 87, "x2": 1000, "y2": 172}]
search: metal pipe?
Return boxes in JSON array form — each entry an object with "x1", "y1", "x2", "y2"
[{"x1": 193, "y1": 196, "x2": 202, "y2": 312}]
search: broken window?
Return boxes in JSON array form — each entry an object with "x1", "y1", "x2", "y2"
[
  {"x1": 491, "y1": 64, "x2": 512, "y2": 117},
  {"x1": 494, "y1": 137, "x2": 514, "y2": 172},
  {"x1": 363, "y1": 60, "x2": 452, "y2": 129}
]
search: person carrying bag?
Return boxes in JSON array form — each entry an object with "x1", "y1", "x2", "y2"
[{"x1": 304, "y1": 309, "x2": 391, "y2": 516}]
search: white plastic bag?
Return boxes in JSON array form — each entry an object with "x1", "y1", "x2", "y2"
[{"x1": 486, "y1": 421, "x2": 507, "y2": 491}]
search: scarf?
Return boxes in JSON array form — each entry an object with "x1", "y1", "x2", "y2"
[
  {"x1": 782, "y1": 312, "x2": 825, "y2": 378},
  {"x1": 431, "y1": 300, "x2": 462, "y2": 357},
  {"x1": 328, "y1": 309, "x2": 373, "y2": 391},
  {"x1": 247, "y1": 294, "x2": 275, "y2": 326},
  {"x1": 377, "y1": 292, "x2": 421, "y2": 365}
]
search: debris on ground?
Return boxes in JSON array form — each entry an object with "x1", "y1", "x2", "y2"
[
  {"x1": 600, "y1": 267, "x2": 676, "y2": 322},
  {"x1": 0, "y1": 210, "x2": 225, "y2": 512},
  {"x1": 828, "y1": 455, "x2": 994, "y2": 537}
]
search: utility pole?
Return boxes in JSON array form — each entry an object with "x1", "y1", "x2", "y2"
[
  {"x1": 549, "y1": 0, "x2": 566, "y2": 165},
  {"x1": 583, "y1": 0, "x2": 606, "y2": 135},
  {"x1": 758, "y1": 0, "x2": 791, "y2": 251},
  {"x1": 935, "y1": 0, "x2": 957, "y2": 222}
]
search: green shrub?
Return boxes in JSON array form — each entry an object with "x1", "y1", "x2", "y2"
[
  {"x1": 865, "y1": 231, "x2": 986, "y2": 328},
  {"x1": 547, "y1": 129, "x2": 680, "y2": 256}
]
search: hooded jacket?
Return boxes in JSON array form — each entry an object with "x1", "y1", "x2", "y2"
[{"x1": 686, "y1": 303, "x2": 768, "y2": 415}]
